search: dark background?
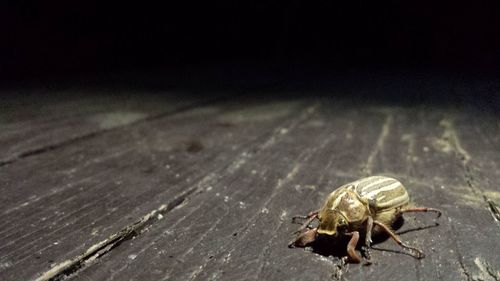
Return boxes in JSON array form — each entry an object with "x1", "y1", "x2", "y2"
[{"x1": 2, "y1": 1, "x2": 500, "y2": 86}]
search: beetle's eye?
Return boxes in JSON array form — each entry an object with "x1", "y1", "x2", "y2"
[{"x1": 337, "y1": 219, "x2": 348, "y2": 232}]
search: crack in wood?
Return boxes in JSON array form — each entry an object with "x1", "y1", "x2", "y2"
[
  {"x1": 484, "y1": 196, "x2": 500, "y2": 222},
  {"x1": 33, "y1": 186, "x2": 199, "y2": 281},
  {"x1": 0, "y1": 158, "x2": 15, "y2": 167},
  {"x1": 458, "y1": 259, "x2": 474, "y2": 281},
  {"x1": 0, "y1": 97, "x2": 227, "y2": 168},
  {"x1": 109, "y1": 203, "x2": 206, "y2": 281},
  {"x1": 473, "y1": 257, "x2": 500, "y2": 281},
  {"x1": 74, "y1": 101, "x2": 319, "y2": 281},
  {"x1": 439, "y1": 118, "x2": 499, "y2": 227},
  {"x1": 436, "y1": 116, "x2": 500, "y2": 280}
]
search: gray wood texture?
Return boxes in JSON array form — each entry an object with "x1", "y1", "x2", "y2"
[
  {"x1": 1, "y1": 76, "x2": 499, "y2": 281},
  {"x1": 0, "y1": 91, "x2": 210, "y2": 165}
]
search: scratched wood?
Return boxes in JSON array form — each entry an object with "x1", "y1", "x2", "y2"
[
  {"x1": 450, "y1": 82, "x2": 500, "y2": 281},
  {"x1": 0, "y1": 77, "x2": 499, "y2": 281},
  {"x1": 342, "y1": 106, "x2": 500, "y2": 281},
  {"x1": 70, "y1": 98, "x2": 388, "y2": 281},
  {"x1": 0, "y1": 91, "x2": 209, "y2": 165},
  {"x1": 70, "y1": 92, "x2": 499, "y2": 281},
  {"x1": 0, "y1": 96, "x2": 309, "y2": 281}
]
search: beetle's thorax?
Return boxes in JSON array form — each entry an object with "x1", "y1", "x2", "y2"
[{"x1": 317, "y1": 187, "x2": 370, "y2": 235}]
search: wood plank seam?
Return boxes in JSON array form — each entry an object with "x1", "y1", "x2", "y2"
[
  {"x1": 32, "y1": 186, "x2": 198, "y2": 281},
  {"x1": 20, "y1": 101, "x2": 310, "y2": 280},
  {"x1": 87, "y1": 102, "x2": 320, "y2": 281},
  {"x1": 0, "y1": 97, "x2": 228, "y2": 168},
  {"x1": 161, "y1": 104, "x2": 322, "y2": 280},
  {"x1": 485, "y1": 197, "x2": 500, "y2": 222},
  {"x1": 30, "y1": 101, "x2": 317, "y2": 281},
  {"x1": 439, "y1": 117, "x2": 500, "y2": 227},
  {"x1": 414, "y1": 111, "x2": 472, "y2": 281},
  {"x1": 419, "y1": 111, "x2": 499, "y2": 281}
]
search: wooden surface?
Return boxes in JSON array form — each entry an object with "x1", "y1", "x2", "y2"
[{"x1": 1, "y1": 75, "x2": 499, "y2": 281}]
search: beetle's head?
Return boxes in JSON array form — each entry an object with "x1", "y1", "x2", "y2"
[{"x1": 317, "y1": 209, "x2": 349, "y2": 236}]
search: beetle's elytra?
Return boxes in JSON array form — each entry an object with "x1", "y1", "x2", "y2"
[{"x1": 288, "y1": 176, "x2": 442, "y2": 263}]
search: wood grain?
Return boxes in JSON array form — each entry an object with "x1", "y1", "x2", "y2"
[
  {"x1": 0, "y1": 91, "x2": 210, "y2": 165},
  {"x1": 1, "y1": 77, "x2": 499, "y2": 281},
  {"x1": 0, "y1": 97, "x2": 307, "y2": 281}
]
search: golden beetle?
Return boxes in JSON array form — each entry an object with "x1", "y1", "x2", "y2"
[{"x1": 288, "y1": 176, "x2": 441, "y2": 263}]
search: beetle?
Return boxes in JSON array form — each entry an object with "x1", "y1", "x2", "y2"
[{"x1": 288, "y1": 176, "x2": 441, "y2": 263}]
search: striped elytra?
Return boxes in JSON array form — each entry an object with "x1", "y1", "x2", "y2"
[
  {"x1": 348, "y1": 176, "x2": 409, "y2": 210},
  {"x1": 336, "y1": 176, "x2": 410, "y2": 211}
]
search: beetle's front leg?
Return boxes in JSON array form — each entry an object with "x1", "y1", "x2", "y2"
[
  {"x1": 288, "y1": 228, "x2": 318, "y2": 248},
  {"x1": 291, "y1": 209, "x2": 319, "y2": 222},
  {"x1": 344, "y1": 231, "x2": 362, "y2": 263},
  {"x1": 291, "y1": 210, "x2": 319, "y2": 234},
  {"x1": 346, "y1": 231, "x2": 361, "y2": 263}
]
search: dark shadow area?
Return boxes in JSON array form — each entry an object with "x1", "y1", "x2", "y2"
[
  {"x1": 2, "y1": 1, "x2": 500, "y2": 123},
  {"x1": 292, "y1": 215, "x2": 414, "y2": 261},
  {"x1": 2, "y1": 1, "x2": 500, "y2": 96},
  {"x1": 296, "y1": 215, "x2": 441, "y2": 262},
  {"x1": 312, "y1": 216, "x2": 404, "y2": 258}
]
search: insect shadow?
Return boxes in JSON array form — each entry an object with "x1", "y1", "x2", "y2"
[{"x1": 303, "y1": 216, "x2": 438, "y2": 260}]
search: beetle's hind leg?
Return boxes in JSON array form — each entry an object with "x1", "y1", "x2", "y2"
[
  {"x1": 373, "y1": 220, "x2": 425, "y2": 259},
  {"x1": 399, "y1": 207, "x2": 442, "y2": 218}
]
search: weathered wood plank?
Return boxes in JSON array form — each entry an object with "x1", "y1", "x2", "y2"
[
  {"x1": 343, "y1": 97, "x2": 500, "y2": 281},
  {"x1": 2, "y1": 78, "x2": 499, "y2": 281},
  {"x1": 0, "y1": 91, "x2": 210, "y2": 165},
  {"x1": 0, "y1": 98, "x2": 307, "y2": 281},
  {"x1": 451, "y1": 83, "x2": 500, "y2": 281},
  {"x1": 71, "y1": 96, "x2": 499, "y2": 281},
  {"x1": 72, "y1": 100, "x2": 389, "y2": 281}
]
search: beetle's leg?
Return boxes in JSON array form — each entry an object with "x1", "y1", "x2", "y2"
[
  {"x1": 288, "y1": 228, "x2": 317, "y2": 248},
  {"x1": 292, "y1": 210, "x2": 319, "y2": 233},
  {"x1": 363, "y1": 216, "x2": 374, "y2": 263},
  {"x1": 293, "y1": 213, "x2": 318, "y2": 234},
  {"x1": 399, "y1": 207, "x2": 442, "y2": 218},
  {"x1": 344, "y1": 231, "x2": 362, "y2": 263},
  {"x1": 373, "y1": 220, "x2": 425, "y2": 259},
  {"x1": 291, "y1": 209, "x2": 319, "y2": 222}
]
